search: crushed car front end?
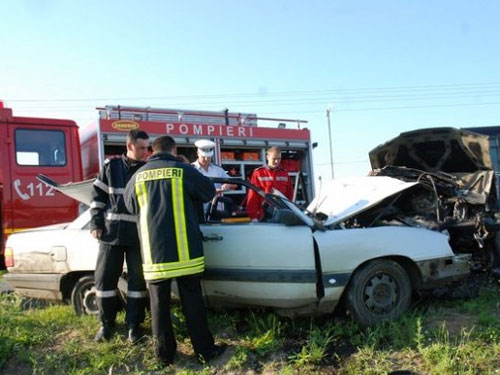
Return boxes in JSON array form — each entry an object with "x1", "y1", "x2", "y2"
[{"x1": 368, "y1": 127, "x2": 500, "y2": 273}]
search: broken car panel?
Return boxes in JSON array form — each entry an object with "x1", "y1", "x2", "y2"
[{"x1": 367, "y1": 127, "x2": 500, "y2": 272}]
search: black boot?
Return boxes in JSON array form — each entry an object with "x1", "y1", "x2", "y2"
[
  {"x1": 197, "y1": 344, "x2": 228, "y2": 363},
  {"x1": 127, "y1": 324, "x2": 143, "y2": 344},
  {"x1": 94, "y1": 323, "x2": 114, "y2": 342}
]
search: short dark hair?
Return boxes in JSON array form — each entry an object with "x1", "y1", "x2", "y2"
[
  {"x1": 127, "y1": 130, "x2": 149, "y2": 145},
  {"x1": 152, "y1": 136, "x2": 176, "y2": 154}
]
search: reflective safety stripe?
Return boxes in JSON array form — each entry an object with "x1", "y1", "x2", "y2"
[
  {"x1": 143, "y1": 257, "x2": 205, "y2": 273},
  {"x1": 94, "y1": 179, "x2": 109, "y2": 193},
  {"x1": 144, "y1": 262, "x2": 205, "y2": 281},
  {"x1": 136, "y1": 181, "x2": 152, "y2": 265},
  {"x1": 276, "y1": 176, "x2": 289, "y2": 181},
  {"x1": 109, "y1": 187, "x2": 125, "y2": 195},
  {"x1": 136, "y1": 167, "x2": 184, "y2": 182},
  {"x1": 96, "y1": 289, "x2": 117, "y2": 298},
  {"x1": 90, "y1": 201, "x2": 106, "y2": 209},
  {"x1": 127, "y1": 290, "x2": 147, "y2": 298},
  {"x1": 257, "y1": 176, "x2": 273, "y2": 181},
  {"x1": 171, "y1": 178, "x2": 189, "y2": 262},
  {"x1": 106, "y1": 212, "x2": 138, "y2": 223}
]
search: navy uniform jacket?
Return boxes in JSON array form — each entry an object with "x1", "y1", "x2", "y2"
[{"x1": 90, "y1": 154, "x2": 145, "y2": 246}]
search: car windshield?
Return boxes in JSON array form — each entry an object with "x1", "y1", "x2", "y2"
[{"x1": 271, "y1": 189, "x2": 315, "y2": 227}]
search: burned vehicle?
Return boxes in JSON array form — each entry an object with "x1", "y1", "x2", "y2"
[{"x1": 366, "y1": 128, "x2": 500, "y2": 272}]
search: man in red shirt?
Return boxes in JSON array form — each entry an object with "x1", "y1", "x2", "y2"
[{"x1": 247, "y1": 146, "x2": 293, "y2": 220}]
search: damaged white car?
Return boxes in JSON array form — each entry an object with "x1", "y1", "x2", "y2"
[{"x1": 5, "y1": 174, "x2": 470, "y2": 326}]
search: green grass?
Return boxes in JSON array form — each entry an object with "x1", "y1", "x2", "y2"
[{"x1": 1, "y1": 284, "x2": 500, "y2": 374}]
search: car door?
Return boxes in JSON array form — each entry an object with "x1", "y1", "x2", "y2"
[{"x1": 200, "y1": 221, "x2": 317, "y2": 309}]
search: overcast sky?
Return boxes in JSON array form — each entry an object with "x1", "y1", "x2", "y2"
[{"x1": 2, "y1": 0, "x2": 499, "y2": 184}]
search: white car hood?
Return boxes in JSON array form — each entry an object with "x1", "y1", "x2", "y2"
[{"x1": 307, "y1": 176, "x2": 418, "y2": 226}]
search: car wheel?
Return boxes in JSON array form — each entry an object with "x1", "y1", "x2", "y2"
[
  {"x1": 71, "y1": 275, "x2": 99, "y2": 316},
  {"x1": 346, "y1": 259, "x2": 412, "y2": 326}
]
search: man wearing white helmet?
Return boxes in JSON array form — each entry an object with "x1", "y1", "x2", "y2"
[{"x1": 192, "y1": 139, "x2": 233, "y2": 192}]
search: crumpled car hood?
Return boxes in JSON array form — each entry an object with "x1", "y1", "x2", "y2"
[
  {"x1": 369, "y1": 127, "x2": 492, "y2": 173},
  {"x1": 307, "y1": 176, "x2": 417, "y2": 226}
]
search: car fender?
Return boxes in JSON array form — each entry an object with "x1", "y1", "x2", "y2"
[{"x1": 313, "y1": 226, "x2": 459, "y2": 303}]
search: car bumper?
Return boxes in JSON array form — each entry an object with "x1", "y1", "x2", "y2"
[
  {"x1": 417, "y1": 253, "x2": 471, "y2": 287},
  {"x1": 4, "y1": 273, "x2": 63, "y2": 300}
]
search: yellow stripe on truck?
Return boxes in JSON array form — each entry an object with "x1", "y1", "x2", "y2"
[{"x1": 4, "y1": 228, "x2": 30, "y2": 234}]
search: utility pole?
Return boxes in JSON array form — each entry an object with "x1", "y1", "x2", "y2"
[{"x1": 326, "y1": 106, "x2": 334, "y2": 179}]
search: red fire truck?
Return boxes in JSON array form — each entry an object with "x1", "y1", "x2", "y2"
[
  {"x1": 1, "y1": 103, "x2": 315, "y2": 268},
  {"x1": 0, "y1": 102, "x2": 83, "y2": 268}
]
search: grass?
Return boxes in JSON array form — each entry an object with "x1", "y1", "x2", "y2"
[{"x1": 0, "y1": 282, "x2": 499, "y2": 375}]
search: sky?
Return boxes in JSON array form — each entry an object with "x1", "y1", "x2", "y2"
[{"x1": 1, "y1": 0, "x2": 500, "y2": 186}]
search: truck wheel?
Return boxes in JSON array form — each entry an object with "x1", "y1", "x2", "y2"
[
  {"x1": 346, "y1": 259, "x2": 412, "y2": 326},
  {"x1": 71, "y1": 275, "x2": 98, "y2": 316}
]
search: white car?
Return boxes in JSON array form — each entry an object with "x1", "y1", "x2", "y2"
[{"x1": 5, "y1": 176, "x2": 470, "y2": 326}]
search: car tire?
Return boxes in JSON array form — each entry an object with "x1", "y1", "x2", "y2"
[
  {"x1": 71, "y1": 275, "x2": 99, "y2": 316},
  {"x1": 346, "y1": 259, "x2": 412, "y2": 326}
]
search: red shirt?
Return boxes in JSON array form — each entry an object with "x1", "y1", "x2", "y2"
[{"x1": 246, "y1": 166, "x2": 293, "y2": 220}]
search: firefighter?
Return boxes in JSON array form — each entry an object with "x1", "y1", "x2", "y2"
[
  {"x1": 246, "y1": 146, "x2": 293, "y2": 220},
  {"x1": 90, "y1": 130, "x2": 149, "y2": 343},
  {"x1": 124, "y1": 136, "x2": 226, "y2": 366}
]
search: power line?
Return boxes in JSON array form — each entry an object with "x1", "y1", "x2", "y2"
[
  {"x1": 258, "y1": 100, "x2": 500, "y2": 115},
  {"x1": 11, "y1": 99, "x2": 500, "y2": 121},
  {"x1": 6, "y1": 81, "x2": 500, "y2": 103},
  {"x1": 12, "y1": 89, "x2": 500, "y2": 110}
]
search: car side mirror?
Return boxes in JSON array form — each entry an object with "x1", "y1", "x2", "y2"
[{"x1": 275, "y1": 209, "x2": 302, "y2": 226}]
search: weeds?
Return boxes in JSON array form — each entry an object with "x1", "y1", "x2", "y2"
[
  {"x1": 224, "y1": 346, "x2": 249, "y2": 370},
  {"x1": 289, "y1": 321, "x2": 336, "y2": 368},
  {"x1": 246, "y1": 311, "x2": 284, "y2": 356},
  {"x1": 1, "y1": 283, "x2": 500, "y2": 374}
]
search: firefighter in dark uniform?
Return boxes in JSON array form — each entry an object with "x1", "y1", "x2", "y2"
[
  {"x1": 90, "y1": 130, "x2": 149, "y2": 343},
  {"x1": 247, "y1": 146, "x2": 293, "y2": 220},
  {"x1": 124, "y1": 136, "x2": 227, "y2": 366}
]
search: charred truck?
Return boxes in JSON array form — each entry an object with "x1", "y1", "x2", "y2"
[{"x1": 368, "y1": 127, "x2": 500, "y2": 275}]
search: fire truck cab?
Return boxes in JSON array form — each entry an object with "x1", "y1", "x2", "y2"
[{"x1": 0, "y1": 102, "x2": 82, "y2": 268}]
